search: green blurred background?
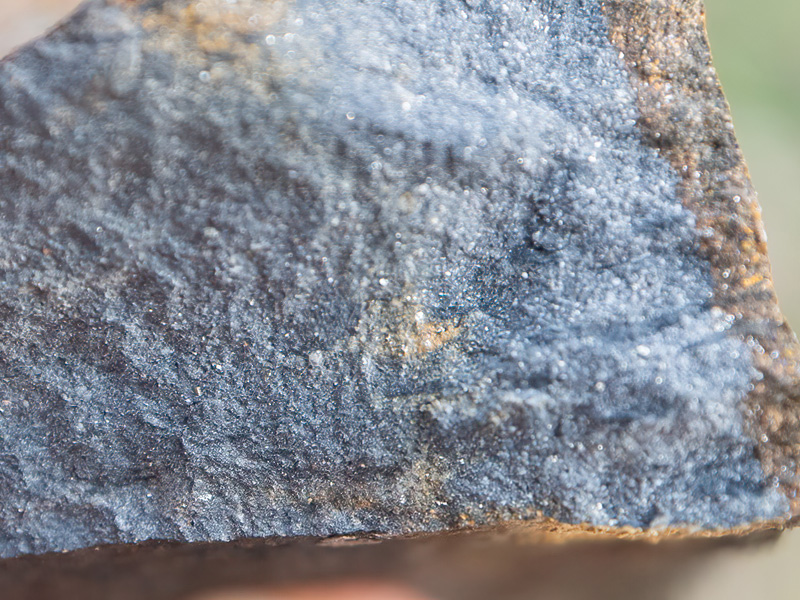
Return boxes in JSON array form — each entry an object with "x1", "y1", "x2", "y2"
[
  {"x1": 705, "y1": 0, "x2": 800, "y2": 330},
  {"x1": 0, "y1": 1, "x2": 797, "y2": 599}
]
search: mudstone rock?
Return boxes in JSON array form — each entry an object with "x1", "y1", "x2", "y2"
[{"x1": 0, "y1": 0, "x2": 797, "y2": 560}]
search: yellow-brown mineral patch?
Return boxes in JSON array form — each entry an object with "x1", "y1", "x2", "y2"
[
  {"x1": 354, "y1": 294, "x2": 462, "y2": 360},
  {"x1": 124, "y1": 0, "x2": 288, "y2": 71}
]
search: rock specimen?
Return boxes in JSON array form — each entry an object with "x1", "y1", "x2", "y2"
[{"x1": 0, "y1": 0, "x2": 797, "y2": 559}]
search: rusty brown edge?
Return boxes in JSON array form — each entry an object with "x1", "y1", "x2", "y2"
[
  {"x1": 599, "y1": 0, "x2": 800, "y2": 521},
  {"x1": 0, "y1": 512, "x2": 789, "y2": 567}
]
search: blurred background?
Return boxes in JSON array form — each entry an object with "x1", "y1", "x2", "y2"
[{"x1": 0, "y1": 1, "x2": 797, "y2": 599}]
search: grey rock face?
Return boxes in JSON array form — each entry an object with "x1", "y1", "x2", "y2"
[{"x1": 0, "y1": 0, "x2": 790, "y2": 558}]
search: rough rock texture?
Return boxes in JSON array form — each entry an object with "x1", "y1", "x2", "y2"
[
  {"x1": 0, "y1": 0, "x2": 797, "y2": 559},
  {"x1": 600, "y1": 0, "x2": 800, "y2": 519}
]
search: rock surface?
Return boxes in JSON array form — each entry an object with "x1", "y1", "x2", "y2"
[{"x1": 0, "y1": 0, "x2": 797, "y2": 559}]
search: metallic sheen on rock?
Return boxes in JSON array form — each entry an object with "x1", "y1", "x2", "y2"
[{"x1": 0, "y1": 0, "x2": 796, "y2": 559}]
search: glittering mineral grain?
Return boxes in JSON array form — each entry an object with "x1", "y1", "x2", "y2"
[{"x1": 0, "y1": 0, "x2": 797, "y2": 559}]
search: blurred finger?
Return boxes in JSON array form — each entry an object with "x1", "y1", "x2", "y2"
[{"x1": 193, "y1": 580, "x2": 434, "y2": 600}]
